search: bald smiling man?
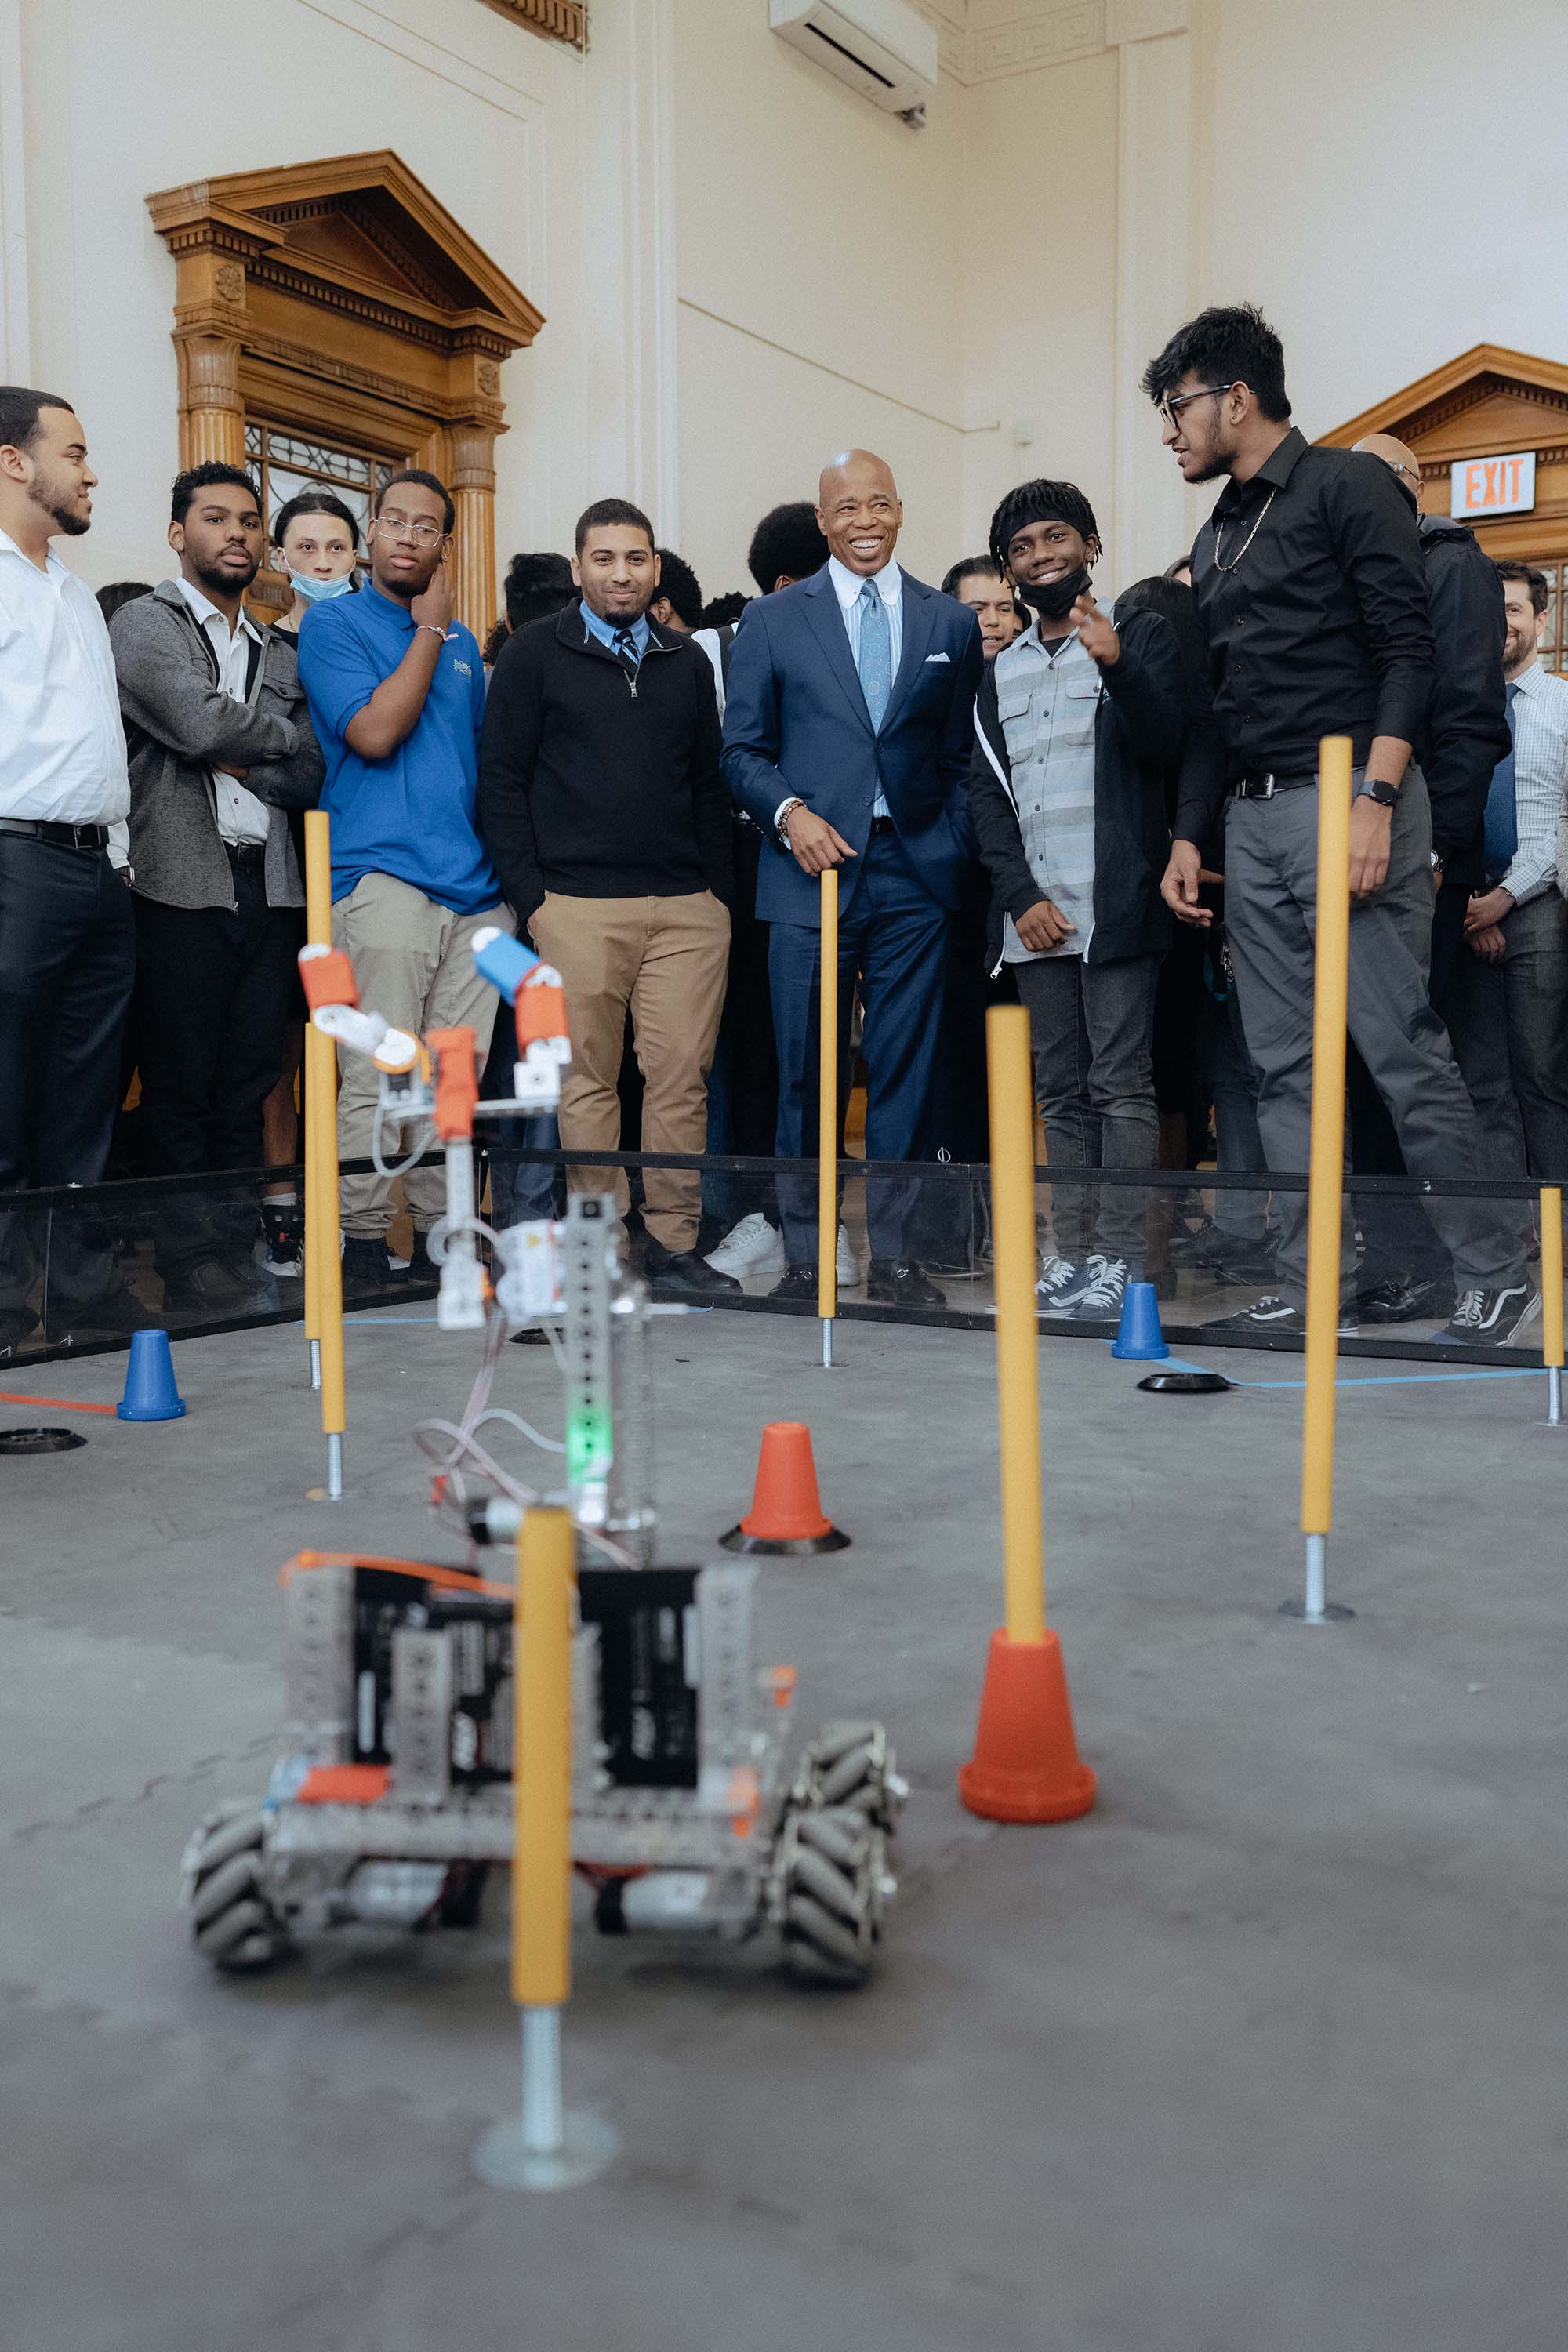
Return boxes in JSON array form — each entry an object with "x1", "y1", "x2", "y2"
[{"x1": 722, "y1": 448, "x2": 983, "y2": 1307}]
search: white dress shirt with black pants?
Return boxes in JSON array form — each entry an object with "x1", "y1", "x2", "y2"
[
  {"x1": 0, "y1": 526, "x2": 136, "y2": 1349},
  {"x1": 111, "y1": 577, "x2": 321, "y2": 1299},
  {"x1": 1445, "y1": 657, "x2": 1568, "y2": 1184}
]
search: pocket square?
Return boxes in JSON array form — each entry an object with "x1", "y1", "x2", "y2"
[{"x1": 925, "y1": 650, "x2": 951, "y2": 663}]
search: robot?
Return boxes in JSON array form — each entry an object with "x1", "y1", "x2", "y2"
[{"x1": 183, "y1": 935, "x2": 904, "y2": 1987}]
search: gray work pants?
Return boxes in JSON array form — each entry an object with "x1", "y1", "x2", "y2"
[
  {"x1": 1223, "y1": 768, "x2": 1523, "y2": 1307},
  {"x1": 1014, "y1": 951, "x2": 1159, "y2": 1264},
  {"x1": 1444, "y1": 889, "x2": 1568, "y2": 1185}
]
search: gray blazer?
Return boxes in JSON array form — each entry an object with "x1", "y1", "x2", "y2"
[{"x1": 110, "y1": 579, "x2": 325, "y2": 910}]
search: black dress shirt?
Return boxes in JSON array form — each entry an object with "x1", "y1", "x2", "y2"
[{"x1": 1178, "y1": 426, "x2": 1433, "y2": 838}]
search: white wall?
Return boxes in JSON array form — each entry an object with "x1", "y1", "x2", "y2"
[
  {"x1": 1195, "y1": 0, "x2": 1568, "y2": 442},
  {"x1": 673, "y1": 0, "x2": 972, "y2": 595}
]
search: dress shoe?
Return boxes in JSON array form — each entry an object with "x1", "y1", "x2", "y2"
[
  {"x1": 1356, "y1": 1273, "x2": 1454, "y2": 1325},
  {"x1": 56, "y1": 1283, "x2": 162, "y2": 1346},
  {"x1": 768, "y1": 1263, "x2": 821, "y2": 1303},
  {"x1": 162, "y1": 1256, "x2": 263, "y2": 1316},
  {"x1": 642, "y1": 1239, "x2": 742, "y2": 1299},
  {"x1": 865, "y1": 1259, "x2": 946, "y2": 1309},
  {"x1": 0, "y1": 1304, "x2": 42, "y2": 1360}
]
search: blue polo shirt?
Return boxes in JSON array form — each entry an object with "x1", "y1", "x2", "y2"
[{"x1": 298, "y1": 579, "x2": 500, "y2": 913}]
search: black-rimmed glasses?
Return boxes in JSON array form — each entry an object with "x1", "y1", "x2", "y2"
[{"x1": 1160, "y1": 383, "x2": 1236, "y2": 428}]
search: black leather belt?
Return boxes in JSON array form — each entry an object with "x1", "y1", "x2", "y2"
[
  {"x1": 0, "y1": 816, "x2": 109, "y2": 850},
  {"x1": 223, "y1": 840, "x2": 267, "y2": 862},
  {"x1": 1232, "y1": 771, "x2": 1317, "y2": 801}
]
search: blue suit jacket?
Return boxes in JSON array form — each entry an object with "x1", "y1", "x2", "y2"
[{"x1": 720, "y1": 567, "x2": 985, "y2": 927}]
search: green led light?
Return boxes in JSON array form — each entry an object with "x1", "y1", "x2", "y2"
[{"x1": 567, "y1": 1407, "x2": 612, "y2": 1483}]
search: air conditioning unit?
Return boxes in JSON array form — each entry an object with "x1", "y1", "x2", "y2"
[{"x1": 769, "y1": 0, "x2": 938, "y2": 122}]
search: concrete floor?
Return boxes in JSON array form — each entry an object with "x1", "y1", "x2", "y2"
[{"x1": 3, "y1": 1305, "x2": 1566, "y2": 2351}]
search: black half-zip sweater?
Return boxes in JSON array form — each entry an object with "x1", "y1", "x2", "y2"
[{"x1": 476, "y1": 598, "x2": 733, "y2": 925}]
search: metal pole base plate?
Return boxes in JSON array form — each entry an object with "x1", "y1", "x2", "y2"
[
  {"x1": 472, "y1": 2110, "x2": 619, "y2": 2192},
  {"x1": 1279, "y1": 1599, "x2": 1355, "y2": 1623}
]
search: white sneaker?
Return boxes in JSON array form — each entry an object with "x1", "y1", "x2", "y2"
[
  {"x1": 1035, "y1": 1253, "x2": 1080, "y2": 1310},
  {"x1": 836, "y1": 1225, "x2": 861, "y2": 1288},
  {"x1": 705, "y1": 1212, "x2": 786, "y2": 1279}
]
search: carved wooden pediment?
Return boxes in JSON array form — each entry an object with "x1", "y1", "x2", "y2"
[{"x1": 1321, "y1": 345, "x2": 1568, "y2": 550}]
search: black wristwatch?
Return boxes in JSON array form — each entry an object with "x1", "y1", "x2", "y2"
[{"x1": 1355, "y1": 777, "x2": 1399, "y2": 809}]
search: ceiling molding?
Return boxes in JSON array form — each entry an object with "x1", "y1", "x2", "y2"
[{"x1": 915, "y1": 0, "x2": 1105, "y2": 85}]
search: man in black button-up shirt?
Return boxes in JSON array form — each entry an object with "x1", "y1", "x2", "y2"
[{"x1": 1145, "y1": 303, "x2": 1532, "y2": 1345}]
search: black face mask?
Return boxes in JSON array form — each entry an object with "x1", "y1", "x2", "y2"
[{"x1": 1018, "y1": 561, "x2": 1091, "y2": 623}]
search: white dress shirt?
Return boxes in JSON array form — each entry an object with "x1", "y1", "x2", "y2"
[
  {"x1": 829, "y1": 553, "x2": 902, "y2": 819},
  {"x1": 0, "y1": 526, "x2": 130, "y2": 827},
  {"x1": 173, "y1": 577, "x2": 272, "y2": 845},
  {"x1": 1494, "y1": 653, "x2": 1568, "y2": 907}
]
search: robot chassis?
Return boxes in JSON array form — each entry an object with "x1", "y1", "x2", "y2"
[{"x1": 184, "y1": 931, "x2": 904, "y2": 1987}]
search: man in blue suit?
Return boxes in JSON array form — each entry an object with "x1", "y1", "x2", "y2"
[{"x1": 722, "y1": 448, "x2": 984, "y2": 1306}]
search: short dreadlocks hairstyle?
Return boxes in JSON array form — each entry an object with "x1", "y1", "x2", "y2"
[{"x1": 988, "y1": 480, "x2": 1101, "y2": 579}]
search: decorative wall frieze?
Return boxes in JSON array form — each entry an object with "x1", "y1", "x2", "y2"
[
  {"x1": 477, "y1": 0, "x2": 586, "y2": 51},
  {"x1": 915, "y1": 0, "x2": 1105, "y2": 84}
]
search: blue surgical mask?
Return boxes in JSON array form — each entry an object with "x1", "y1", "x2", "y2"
[{"x1": 289, "y1": 569, "x2": 357, "y2": 604}]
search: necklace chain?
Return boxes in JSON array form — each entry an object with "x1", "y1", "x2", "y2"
[{"x1": 1212, "y1": 486, "x2": 1277, "y2": 574}]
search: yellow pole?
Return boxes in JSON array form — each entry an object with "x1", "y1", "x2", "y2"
[
  {"x1": 302, "y1": 814, "x2": 330, "y2": 1385},
  {"x1": 303, "y1": 810, "x2": 346, "y2": 1497},
  {"x1": 987, "y1": 1004, "x2": 1047, "y2": 1644},
  {"x1": 512, "y1": 1504, "x2": 572, "y2": 2009},
  {"x1": 1541, "y1": 1186, "x2": 1563, "y2": 1425},
  {"x1": 818, "y1": 867, "x2": 838, "y2": 1366},
  {"x1": 1298, "y1": 735, "x2": 1352, "y2": 1620}
]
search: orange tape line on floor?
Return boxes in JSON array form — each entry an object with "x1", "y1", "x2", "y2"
[{"x1": 0, "y1": 1392, "x2": 118, "y2": 1417}]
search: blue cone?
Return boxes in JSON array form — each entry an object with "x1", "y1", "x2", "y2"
[
  {"x1": 1111, "y1": 1279, "x2": 1169, "y2": 1362},
  {"x1": 117, "y1": 1327, "x2": 187, "y2": 1422}
]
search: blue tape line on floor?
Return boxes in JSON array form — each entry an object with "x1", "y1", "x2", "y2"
[{"x1": 1239, "y1": 1367, "x2": 1542, "y2": 1390}]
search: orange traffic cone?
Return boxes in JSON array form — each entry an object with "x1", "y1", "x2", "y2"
[
  {"x1": 719, "y1": 1421, "x2": 851, "y2": 1555},
  {"x1": 957, "y1": 1627, "x2": 1096, "y2": 1824}
]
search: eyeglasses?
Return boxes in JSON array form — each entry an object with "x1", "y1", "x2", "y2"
[
  {"x1": 1160, "y1": 383, "x2": 1236, "y2": 428},
  {"x1": 375, "y1": 514, "x2": 445, "y2": 546}
]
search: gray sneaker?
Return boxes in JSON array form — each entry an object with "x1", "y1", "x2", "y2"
[{"x1": 1035, "y1": 1253, "x2": 1080, "y2": 1312}]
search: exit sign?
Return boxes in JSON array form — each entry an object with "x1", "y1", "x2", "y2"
[{"x1": 1450, "y1": 449, "x2": 1537, "y2": 519}]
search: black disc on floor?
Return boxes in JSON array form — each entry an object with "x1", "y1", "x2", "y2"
[{"x1": 0, "y1": 1426, "x2": 87, "y2": 1454}]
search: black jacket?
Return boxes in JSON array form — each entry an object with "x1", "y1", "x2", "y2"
[
  {"x1": 1415, "y1": 511, "x2": 1511, "y2": 885},
  {"x1": 477, "y1": 601, "x2": 732, "y2": 925},
  {"x1": 968, "y1": 609, "x2": 1181, "y2": 968}
]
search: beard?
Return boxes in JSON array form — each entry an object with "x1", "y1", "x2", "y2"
[
  {"x1": 193, "y1": 553, "x2": 260, "y2": 596},
  {"x1": 31, "y1": 463, "x2": 91, "y2": 536}
]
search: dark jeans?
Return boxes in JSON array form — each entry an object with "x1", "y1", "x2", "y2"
[
  {"x1": 704, "y1": 818, "x2": 779, "y2": 1228},
  {"x1": 771, "y1": 826, "x2": 948, "y2": 1265},
  {"x1": 1197, "y1": 962, "x2": 1268, "y2": 1243},
  {"x1": 1445, "y1": 888, "x2": 1568, "y2": 1185},
  {"x1": 1349, "y1": 878, "x2": 1470, "y2": 1287},
  {"x1": 481, "y1": 999, "x2": 561, "y2": 1225},
  {"x1": 133, "y1": 855, "x2": 300, "y2": 1269},
  {"x1": 1014, "y1": 950, "x2": 1160, "y2": 1265},
  {"x1": 0, "y1": 834, "x2": 135, "y2": 1315}
]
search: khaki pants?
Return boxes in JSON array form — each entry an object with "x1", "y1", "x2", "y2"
[
  {"x1": 332, "y1": 872, "x2": 508, "y2": 1238},
  {"x1": 530, "y1": 889, "x2": 730, "y2": 1251}
]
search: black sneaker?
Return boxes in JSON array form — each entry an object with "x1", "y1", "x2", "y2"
[
  {"x1": 642, "y1": 1238, "x2": 742, "y2": 1299},
  {"x1": 1205, "y1": 1294, "x2": 1359, "y2": 1338},
  {"x1": 768, "y1": 1263, "x2": 820, "y2": 1303},
  {"x1": 398, "y1": 1230, "x2": 440, "y2": 1287},
  {"x1": 1443, "y1": 1283, "x2": 1539, "y2": 1345},
  {"x1": 162, "y1": 1257, "x2": 263, "y2": 1316},
  {"x1": 1356, "y1": 1273, "x2": 1454, "y2": 1326},
  {"x1": 340, "y1": 1236, "x2": 408, "y2": 1301},
  {"x1": 261, "y1": 1201, "x2": 303, "y2": 1278},
  {"x1": 865, "y1": 1259, "x2": 946, "y2": 1309}
]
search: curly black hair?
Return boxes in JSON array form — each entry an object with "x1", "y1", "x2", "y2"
[
  {"x1": 988, "y1": 480, "x2": 1101, "y2": 578},
  {"x1": 747, "y1": 502, "x2": 829, "y2": 594},
  {"x1": 653, "y1": 547, "x2": 704, "y2": 628},
  {"x1": 1140, "y1": 303, "x2": 1290, "y2": 422}
]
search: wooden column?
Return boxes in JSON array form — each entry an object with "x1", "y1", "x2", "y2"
[
  {"x1": 448, "y1": 419, "x2": 500, "y2": 641},
  {"x1": 168, "y1": 246, "x2": 255, "y2": 472}
]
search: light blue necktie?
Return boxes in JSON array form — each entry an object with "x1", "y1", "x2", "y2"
[
  {"x1": 1483, "y1": 681, "x2": 1520, "y2": 879},
  {"x1": 856, "y1": 579, "x2": 892, "y2": 733}
]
